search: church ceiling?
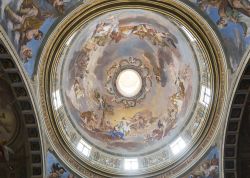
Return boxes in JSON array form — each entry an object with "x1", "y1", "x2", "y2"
[
  {"x1": 0, "y1": 0, "x2": 250, "y2": 77},
  {"x1": 1, "y1": 0, "x2": 250, "y2": 178},
  {"x1": 36, "y1": 1, "x2": 228, "y2": 177}
]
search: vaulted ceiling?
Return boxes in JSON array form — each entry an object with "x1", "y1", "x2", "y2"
[{"x1": 0, "y1": 0, "x2": 250, "y2": 178}]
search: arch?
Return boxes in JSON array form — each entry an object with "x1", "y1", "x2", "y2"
[
  {"x1": 0, "y1": 39, "x2": 44, "y2": 177},
  {"x1": 223, "y1": 56, "x2": 250, "y2": 177}
]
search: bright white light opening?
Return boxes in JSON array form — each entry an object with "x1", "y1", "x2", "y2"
[
  {"x1": 170, "y1": 137, "x2": 186, "y2": 155},
  {"x1": 116, "y1": 69, "x2": 142, "y2": 98},
  {"x1": 199, "y1": 86, "x2": 211, "y2": 107},
  {"x1": 124, "y1": 158, "x2": 139, "y2": 170},
  {"x1": 52, "y1": 90, "x2": 62, "y2": 110},
  {"x1": 181, "y1": 26, "x2": 196, "y2": 42},
  {"x1": 77, "y1": 139, "x2": 92, "y2": 157}
]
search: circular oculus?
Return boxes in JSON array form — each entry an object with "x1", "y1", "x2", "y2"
[{"x1": 116, "y1": 69, "x2": 142, "y2": 98}]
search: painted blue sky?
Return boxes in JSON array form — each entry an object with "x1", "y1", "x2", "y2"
[{"x1": 205, "y1": 146, "x2": 219, "y2": 160}]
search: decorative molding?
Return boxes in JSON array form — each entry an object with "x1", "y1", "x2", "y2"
[{"x1": 222, "y1": 50, "x2": 250, "y2": 178}]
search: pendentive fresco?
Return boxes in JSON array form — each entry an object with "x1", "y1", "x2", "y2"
[{"x1": 0, "y1": 0, "x2": 81, "y2": 76}]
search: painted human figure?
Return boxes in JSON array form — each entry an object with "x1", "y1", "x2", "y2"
[
  {"x1": 190, "y1": 0, "x2": 250, "y2": 37},
  {"x1": 83, "y1": 38, "x2": 97, "y2": 53},
  {"x1": 228, "y1": 0, "x2": 250, "y2": 15},
  {"x1": 5, "y1": 3, "x2": 47, "y2": 62},
  {"x1": 132, "y1": 24, "x2": 148, "y2": 39},
  {"x1": 209, "y1": 154, "x2": 219, "y2": 177},
  {"x1": 80, "y1": 111, "x2": 91, "y2": 127},
  {"x1": 201, "y1": 162, "x2": 211, "y2": 177},
  {"x1": 73, "y1": 80, "x2": 84, "y2": 100},
  {"x1": 117, "y1": 120, "x2": 130, "y2": 135},
  {"x1": 93, "y1": 21, "x2": 114, "y2": 46},
  {"x1": 108, "y1": 125, "x2": 125, "y2": 140},
  {"x1": 157, "y1": 119, "x2": 164, "y2": 130},
  {"x1": 5, "y1": 0, "x2": 49, "y2": 31},
  {"x1": 198, "y1": 0, "x2": 250, "y2": 12},
  {"x1": 197, "y1": 0, "x2": 250, "y2": 36},
  {"x1": 215, "y1": 0, "x2": 250, "y2": 36},
  {"x1": 20, "y1": 45, "x2": 32, "y2": 62},
  {"x1": 5, "y1": 3, "x2": 38, "y2": 26},
  {"x1": 217, "y1": 0, "x2": 240, "y2": 28},
  {"x1": 175, "y1": 76, "x2": 185, "y2": 99},
  {"x1": 108, "y1": 119, "x2": 132, "y2": 140},
  {"x1": 98, "y1": 96, "x2": 105, "y2": 110},
  {"x1": 49, "y1": 163, "x2": 66, "y2": 178},
  {"x1": 110, "y1": 25, "x2": 134, "y2": 43},
  {"x1": 20, "y1": 29, "x2": 43, "y2": 45},
  {"x1": 4, "y1": 5, "x2": 44, "y2": 43},
  {"x1": 47, "y1": 0, "x2": 65, "y2": 14},
  {"x1": 6, "y1": 0, "x2": 51, "y2": 32}
]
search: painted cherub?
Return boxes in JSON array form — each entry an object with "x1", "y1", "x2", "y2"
[
  {"x1": 216, "y1": 0, "x2": 250, "y2": 36},
  {"x1": 73, "y1": 79, "x2": 84, "y2": 100},
  {"x1": 20, "y1": 45, "x2": 32, "y2": 63},
  {"x1": 20, "y1": 28, "x2": 43, "y2": 45}
]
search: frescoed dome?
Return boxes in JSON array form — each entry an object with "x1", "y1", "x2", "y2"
[
  {"x1": 38, "y1": 1, "x2": 227, "y2": 177},
  {"x1": 61, "y1": 9, "x2": 199, "y2": 155}
]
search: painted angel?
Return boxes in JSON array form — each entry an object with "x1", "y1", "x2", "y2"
[
  {"x1": 73, "y1": 79, "x2": 84, "y2": 100},
  {"x1": 5, "y1": 0, "x2": 51, "y2": 31},
  {"x1": 132, "y1": 24, "x2": 149, "y2": 39}
]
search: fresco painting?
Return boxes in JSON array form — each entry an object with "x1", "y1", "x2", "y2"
[
  {"x1": 47, "y1": 151, "x2": 78, "y2": 178},
  {"x1": 183, "y1": 147, "x2": 219, "y2": 178},
  {"x1": 0, "y1": 0, "x2": 81, "y2": 76},
  {"x1": 191, "y1": 0, "x2": 250, "y2": 71},
  {"x1": 61, "y1": 9, "x2": 199, "y2": 154},
  {"x1": 0, "y1": 0, "x2": 249, "y2": 77}
]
